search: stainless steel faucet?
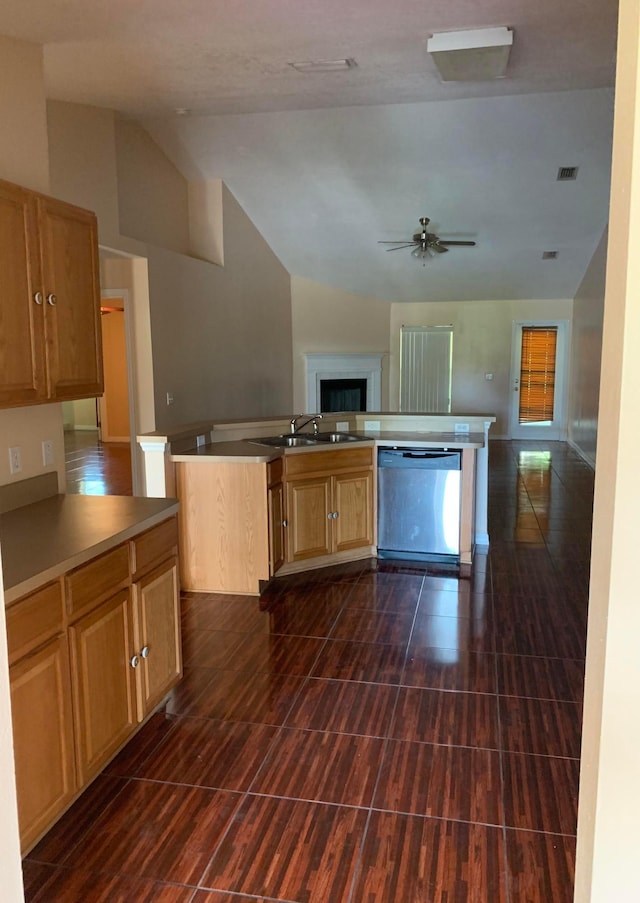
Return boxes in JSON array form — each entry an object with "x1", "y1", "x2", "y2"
[{"x1": 290, "y1": 413, "x2": 323, "y2": 434}]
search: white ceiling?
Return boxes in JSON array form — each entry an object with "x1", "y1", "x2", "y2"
[{"x1": 0, "y1": 0, "x2": 618, "y2": 303}]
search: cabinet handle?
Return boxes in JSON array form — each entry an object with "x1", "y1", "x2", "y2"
[
  {"x1": 46, "y1": 293, "x2": 57, "y2": 306},
  {"x1": 33, "y1": 291, "x2": 43, "y2": 305},
  {"x1": 130, "y1": 654, "x2": 140, "y2": 669},
  {"x1": 140, "y1": 645, "x2": 150, "y2": 659}
]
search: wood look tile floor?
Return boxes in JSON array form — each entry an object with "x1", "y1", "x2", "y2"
[
  {"x1": 23, "y1": 439, "x2": 589, "y2": 902},
  {"x1": 64, "y1": 429, "x2": 133, "y2": 496}
]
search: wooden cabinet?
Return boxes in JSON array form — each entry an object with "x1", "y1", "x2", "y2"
[
  {"x1": 67, "y1": 518, "x2": 181, "y2": 783},
  {"x1": 267, "y1": 458, "x2": 285, "y2": 575},
  {"x1": 130, "y1": 518, "x2": 181, "y2": 719},
  {"x1": 284, "y1": 447, "x2": 374, "y2": 564},
  {"x1": 0, "y1": 177, "x2": 102, "y2": 409},
  {"x1": 7, "y1": 515, "x2": 181, "y2": 852},
  {"x1": 7, "y1": 582, "x2": 76, "y2": 851},
  {"x1": 69, "y1": 588, "x2": 137, "y2": 784}
]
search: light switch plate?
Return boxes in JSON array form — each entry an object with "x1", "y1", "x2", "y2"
[{"x1": 364, "y1": 420, "x2": 380, "y2": 431}]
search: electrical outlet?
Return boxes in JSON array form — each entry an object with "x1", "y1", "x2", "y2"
[
  {"x1": 454, "y1": 423, "x2": 470, "y2": 433},
  {"x1": 9, "y1": 446, "x2": 22, "y2": 474},
  {"x1": 42, "y1": 439, "x2": 54, "y2": 467},
  {"x1": 166, "y1": 392, "x2": 174, "y2": 406}
]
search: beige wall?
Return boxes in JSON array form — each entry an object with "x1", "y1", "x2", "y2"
[
  {"x1": 575, "y1": 1, "x2": 640, "y2": 898},
  {"x1": 291, "y1": 276, "x2": 391, "y2": 412},
  {"x1": 47, "y1": 101, "x2": 120, "y2": 246},
  {"x1": 567, "y1": 229, "x2": 608, "y2": 467},
  {"x1": 148, "y1": 185, "x2": 293, "y2": 427},
  {"x1": 0, "y1": 34, "x2": 49, "y2": 193},
  {"x1": 115, "y1": 118, "x2": 191, "y2": 255},
  {"x1": 61, "y1": 398, "x2": 98, "y2": 430},
  {"x1": 390, "y1": 298, "x2": 573, "y2": 436}
]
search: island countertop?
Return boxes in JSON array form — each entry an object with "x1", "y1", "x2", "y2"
[
  {"x1": 170, "y1": 431, "x2": 485, "y2": 463},
  {"x1": 1, "y1": 494, "x2": 179, "y2": 605}
]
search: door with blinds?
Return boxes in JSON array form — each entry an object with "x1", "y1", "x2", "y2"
[
  {"x1": 509, "y1": 321, "x2": 569, "y2": 439},
  {"x1": 399, "y1": 326, "x2": 453, "y2": 412}
]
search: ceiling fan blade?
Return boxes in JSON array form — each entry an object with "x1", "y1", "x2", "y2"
[
  {"x1": 438, "y1": 240, "x2": 476, "y2": 247},
  {"x1": 378, "y1": 240, "x2": 414, "y2": 244},
  {"x1": 384, "y1": 244, "x2": 417, "y2": 251},
  {"x1": 430, "y1": 243, "x2": 449, "y2": 254}
]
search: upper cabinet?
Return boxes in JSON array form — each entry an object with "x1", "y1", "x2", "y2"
[{"x1": 0, "y1": 178, "x2": 103, "y2": 409}]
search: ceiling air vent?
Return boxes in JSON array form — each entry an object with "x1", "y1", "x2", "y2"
[
  {"x1": 557, "y1": 166, "x2": 579, "y2": 181},
  {"x1": 542, "y1": 250, "x2": 558, "y2": 259}
]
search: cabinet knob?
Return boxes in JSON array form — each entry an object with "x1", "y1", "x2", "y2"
[
  {"x1": 140, "y1": 645, "x2": 150, "y2": 659},
  {"x1": 46, "y1": 293, "x2": 57, "y2": 306},
  {"x1": 130, "y1": 654, "x2": 140, "y2": 669},
  {"x1": 33, "y1": 291, "x2": 43, "y2": 305},
  {"x1": 282, "y1": 519, "x2": 288, "y2": 527}
]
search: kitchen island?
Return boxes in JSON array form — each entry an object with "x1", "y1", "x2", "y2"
[{"x1": 139, "y1": 412, "x2": 495, "y2": 594}]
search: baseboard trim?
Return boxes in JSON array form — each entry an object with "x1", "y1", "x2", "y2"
[{"x1": 567, "y1": 438, "x2": 596, "y2": 471}]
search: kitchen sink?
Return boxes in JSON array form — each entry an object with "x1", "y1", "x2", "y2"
[
  {"x1": 314, "y1": 432, "x2": 363, "y2": 443},
  {"x1": 249, "y1": 434, "x2": 320, "y2": 447},
  {"x1": 249, "y1": 431, "x2": 366, "y2": 448}
]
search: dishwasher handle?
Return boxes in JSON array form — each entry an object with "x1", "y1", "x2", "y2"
[
  {"x1": 378, "y1": 448, "x2": 461, "y2": 471},
  {"x1": 402, "y1": 451, "x2": 455, "y2": 459}
]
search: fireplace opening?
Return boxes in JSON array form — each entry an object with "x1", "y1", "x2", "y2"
[{"x1": 320, "y1": 378, "x2": 367, "y2": 413}]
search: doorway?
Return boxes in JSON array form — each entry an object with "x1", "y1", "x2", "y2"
[
  {"x1": 509, "y1": 320, "x2": 570, "y2": 440},
  {"x1": 62, "y1": 289, "x2": 139, "y2": 495}
]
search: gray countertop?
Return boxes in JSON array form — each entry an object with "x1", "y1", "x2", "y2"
[
  {"x1": 170, "y1": 431, "x2": 485, "y2": 462},
  {"x1": 1, "y1": 494, "x2": 179, "y2": 605}
]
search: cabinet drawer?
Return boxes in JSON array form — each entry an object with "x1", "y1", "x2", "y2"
[
  {"x1": 284, "y1": 446, "x2": 373, "y2": 479},
  {"x1": 66, "y1": 544, "x2": 130, "y2": 620},
  {"x1": 6, "y1": 581, "x2": 64, "y2": 665},
  {"x1": 130, "y1": 516, "x2": 178, "y2": 578}
]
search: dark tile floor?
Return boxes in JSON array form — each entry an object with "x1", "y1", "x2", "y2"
[
  {"x1": 23, "y1": 439, "x2": 591, "y2": 902},
  {"x1": 64, "y1": 429, "x2": 132, "y2": 496}
]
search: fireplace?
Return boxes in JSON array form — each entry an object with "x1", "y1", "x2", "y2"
[
  {"x1": 305, "y1": 353, "x2": 383, "y2": 413},
  {"x1": 320, "y1": 378, "x2": 367, "y2": 412}
]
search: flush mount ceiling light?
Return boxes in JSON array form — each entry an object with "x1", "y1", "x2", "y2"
[
  {"x1": 427, "y1": 27, "x2": 513, "y2": 82},
  {"x1": 289, "y1": 58, "x2": 357, "y2": 73}
]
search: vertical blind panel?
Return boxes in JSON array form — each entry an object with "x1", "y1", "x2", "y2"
[
  {"x1": 400, "y1": 326, "x2": 452, "y2": 412},
  {"x1": 519, "y1": 327, "x2": 558, "y2": 424}
]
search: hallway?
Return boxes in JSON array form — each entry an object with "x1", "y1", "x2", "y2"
[{"x1": 22, "y1": 439, "x2": 590, "y2": 902}]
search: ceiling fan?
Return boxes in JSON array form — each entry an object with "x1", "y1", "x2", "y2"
[{"x1": 379, "y1": 216, "x2": 476, "y2": 260}]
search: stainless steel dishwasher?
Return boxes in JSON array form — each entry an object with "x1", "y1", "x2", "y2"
[{"x1": 377, "y1": 447, "x2": 461, "y2": 562}]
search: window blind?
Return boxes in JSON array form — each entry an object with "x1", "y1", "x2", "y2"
[
  {"x1": 519, "y1": 326, "x2": 558, "y2": 424},
  {"x1": 399, "y1": 326, "x2": 452, "y2": 412}
]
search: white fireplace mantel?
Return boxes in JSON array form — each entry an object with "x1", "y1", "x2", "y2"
[{"x1": 305, "y1": 353, "x2": 383, "y2": 412}]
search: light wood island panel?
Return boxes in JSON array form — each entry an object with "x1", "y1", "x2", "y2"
[{"x1": 176, "y1": 460, "x2": 270, "y2": 594}]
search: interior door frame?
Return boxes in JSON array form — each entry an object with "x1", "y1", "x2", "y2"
[
  {"x1": 509, "y1": 319, "x2": 571, "y2": 440},
  {"x1": 100, "y1": 289, "x2": 140, "y2": 494}
]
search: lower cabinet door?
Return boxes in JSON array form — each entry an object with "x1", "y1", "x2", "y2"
[
  {"x1": 132, "y1": 557, "x2": 182, "y2": 719},
  {"x1": 286, "y1": 476, "x2": 332, "y2": 562},
  {"x1": 332, "y1": 470, "x2": 374, "y2": 552},
  {"x1": 10, "y1": 635, "x2": 76, "y2": 850},
  {"x1": 69, "y1": 589, "x2": 137, "y2": 784}
]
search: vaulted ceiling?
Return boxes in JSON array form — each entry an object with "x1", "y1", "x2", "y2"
[{"x1": 0, "y1": 0, "x2": 618, "y2": 302}]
